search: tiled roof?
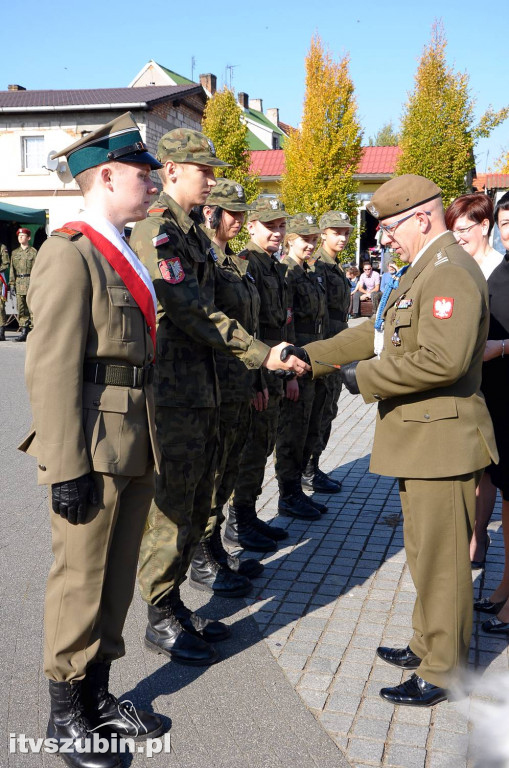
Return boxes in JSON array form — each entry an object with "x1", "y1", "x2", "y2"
[
  {"x1": 0, "y1": 85, "x2": 202, "y2": 109},
  {"x1": 357, "y1": 146, "x2": 401, "y2": 174},
  {"x1": 250, "y1": 146, "x2": 401, "y2": 178},
  {"x1": 277, "y1": 120, "x2": 295, "y2": 136},
  {"x1": 473, "y1": 173, "x2": 509, "y2": 191}
]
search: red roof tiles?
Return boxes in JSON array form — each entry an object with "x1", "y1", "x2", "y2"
[
  {"x1": 250, "y1": 146, "x2": 401, "y2": 178},
  {"x1": 473, "y1": 173, "x2": 509, "y2": 191}
]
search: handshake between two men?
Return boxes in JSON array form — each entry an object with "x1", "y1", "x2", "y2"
[{"x1": 262, "y1": 341, "x2": 360, "y2": 395}]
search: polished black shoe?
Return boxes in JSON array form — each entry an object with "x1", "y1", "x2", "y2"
[
  {"x1": 278, "y1": 489, "x2": 320, "y2": 520},
  {"x1": 224, "y1": 504, "x2": 277, "y2": 552},
  {"x1": 471, "y1": 534, "x2": 491, "y2": 570},
  {"x1": 474, "y1": 596, "x2": 507, "y2": 614},
  {"x1": 13, "y1": 325, "x2": 30, "y2": 342},
  {"x1": 209, "y1": 524, "x2": 264, "y2": 579},
  {"x1": 145, "y1": 601, "x2": 218, "y2": 665},
  {"x1": 0, "y1": 326, "x2": 5, "y2": 342},
  {"x1": 251, "y1": 516, "x2": 289, "y2": 541},
  {"x1": 47, "y1": 679, "x2": 121, "y2": 768},
  {"x1": 376, "y1": 645, "x2": 421, "y2": 669},
  {"x1": 482, "y1": 617, "x2": 509, "y2": 635},
  {"x1": 380, "y1": 674, "x2": 447, "y2": 707},
  {"x1": 302, "y1": 457, "x2": 342, "y2": 494},
  {"x1": 84, "y1": 662, "x2": 163, "y2": 741},
  {"x1": 169, "y1": 588, "x2": 231, "y2": 642},
  {"x1": 305, "y1": 495, "x2": 328, "y2": 514},
  {"x1": 189, "y1": 540, "x2": 252, "y2": 597}
]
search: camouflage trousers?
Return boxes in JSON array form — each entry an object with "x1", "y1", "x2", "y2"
[
  {"x1": 315, "y1": 370, "x2": 342, "y2": 456},
  {"x1": 231, "y1": 391, "x2": 282, "y2": 509},
  {"x1": 0, "y1": 299, "x2": 6, "y2": 327},
  {"x1": 275, "y1": 377, "x2": 316, "y2": 488},
  {"x1": 202, "y1": 399, "x2": 252, "y2": 540},
  {"x1": 138, "y1": 406, "x2": 218, "y2": 606},
  {"x1": 16, "y1": 293, "x2": 32, "y2": 328}
]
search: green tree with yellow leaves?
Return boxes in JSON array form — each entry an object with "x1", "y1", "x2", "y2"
[
  {"x1": 397, "y1": 21, "x2": 508, "y2": 204},
  {"x1": 281, "y1": 35, "x2": 363, "y2": 233}
]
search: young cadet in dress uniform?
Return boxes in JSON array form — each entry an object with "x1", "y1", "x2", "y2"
[
  {"x1": 301, "y1": 211, "x2": 353, "y2": 494},
  {"x1": 130, "y1": 131, "x2": 293, "y2": 666},
  {"x1": 275, "y1": 213, "x2": 328, "y2": 520},
  {"x1": 224, "y1": 196, "x2": 292, "y2": 553},
  {"x1": 190, "y1": 178, "x2": 265, "y2": 592},
  {"x1": 282, "y1": 175, "x2": 498, "y2": 706},
  {"x1": 0, "y1": 242, "x2": 10, "y2": 340},
  {"x1": 10, "y1": 227, "x2": 37, "y2": 341},
  {"x1": 19, "y1": 113, "x2": 164, "y2": 768}
]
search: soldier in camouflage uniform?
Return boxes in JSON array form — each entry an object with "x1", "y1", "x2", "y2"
[
  {"x1": 192, "y1": 178, "x2": 265, "y2": 588},
  {"x1": 225, "y1": 196, "x2": 292, "y2": 552},
  {"x1": 10, "y1": 227, "x2": 37, "y2": 342},
  {"x1": 275, "y1": 213, "x2": 329, "y2": 520},
  {"x1": 0, "y1": 243, "x2": 10, "y2": 341},
  {"x1": 301, "y1": 211, "x2": 353, "y2": 494},
  {"x1": 130, "y1": 130, "x2": 273, "y2": 666}
]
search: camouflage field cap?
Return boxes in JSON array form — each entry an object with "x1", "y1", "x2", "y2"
[
  {"x1": 157, "y1": 128, "x2": 230, "y2": 167},
  {"x1": 247, "y1": 196, "x2": 290, "y2": 223},
  {"x1": 319, "y1": 210, "x2": 354, "y2": 231},
  {"x1": 206, "y1": 178, "x2": 250, "y2": 211},
  {"x1": 287, "y1": 213, "x2": 320, "y2": 236},
  {"x1": 367, "y1": 174, "x2": 442, "y2": 220},
  {"x1": 53, "y1": 112, "x2": 162, "y2": 177}
]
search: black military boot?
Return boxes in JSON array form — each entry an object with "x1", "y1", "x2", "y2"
[
  {"x1": 47, "y1": 679, "x2": 120, "y2": 768},
  {"x1": 302, "y1": 456, "x2": 342, "y2": 493},
  {"x1": 305, "y1": 494, "x2": 328, "y2": 514},
  {"x1": 0, "y1": 326, "x2": 5, "y2": 341},
  {"x1": 84, "y1": 662, "x2": 163, "y2": 740},
  {"x1": 250, "y1": 516, "x2": 289, "y2": 542},
  {"x1": 210, "y1": 524, "x2": 264, "y2": 579},
  {"x1": 189, "y1": 540, "x2": 253, "y2": 597},
  {"x1": 169, "y1": 587, "x2": 231, "y2": 642},
  {"x1": 278, "y1": 483, "x2": 320, "y2": 520},
  {"x1": 13, "y1": 325, "x2": 29, "y2": 342},
  {"x1": 224, "y1": 504, "x2": 277, "y2": 552},
  {"x1": 145, "y1": 597, "x2": 218, "y2": 665}
]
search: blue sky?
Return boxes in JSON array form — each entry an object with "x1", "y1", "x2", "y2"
[{"x1": 4, "y1": 0, "x2": 508, "y2": 170}]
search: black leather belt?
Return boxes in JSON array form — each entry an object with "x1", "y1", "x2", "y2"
[
  {"x1": 328, "y1": 309, "x2": 348, "y2": 322},
  {"x1": 16, "y1": 273, "x2": 31, "y2": 278},
  {"x1": 295, "y1": 320, "x2": 323, "y2": 334},
  {"x1": 84, "y1": 361, "x2": 154, "y2": 388},
  {"x1": 260, "y1": 324, "x2": 286, "y2": 341}
]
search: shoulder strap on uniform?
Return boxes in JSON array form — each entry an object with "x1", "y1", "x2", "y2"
[
  {"x1": 51, "y1": 226, "x2": 83, "y2": 240},
  {"x1": 148, "y1": 207, "x2": 168, "y2": 216}
]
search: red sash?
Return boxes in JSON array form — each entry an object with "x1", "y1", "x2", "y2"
[{"x1": 66, "y1": 221, "x2": 156, "y2": 352}]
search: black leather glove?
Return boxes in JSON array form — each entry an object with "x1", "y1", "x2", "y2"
[
  {"x1": 51, "y1": 473, "x2": 98, "y2": 525},
  {"x1": 340, "y1": 361, "x2": 360, "y2": 395},
  {"x1": 274, "y1": 345, "x2": 311, "y2": 378}
]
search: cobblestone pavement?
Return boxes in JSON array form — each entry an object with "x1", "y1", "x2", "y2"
[{"x1": 2, "y1": 328, "x2": 509, "y2": 768}]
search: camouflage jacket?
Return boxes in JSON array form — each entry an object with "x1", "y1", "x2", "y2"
[
  {"x1": 10, "y1": 246, "x2": 37, "y2": 295},
  {"x1": 314, "y1": 246, "x2": 350, "y2": 337},
  {"x1": 0, "y1": 244, "x2": 9, "y2": 273},
  {"x1": 284, "y1": 257, "x2": 327, "y2": 346},
  {"x1": 238, "y1": 241, "x2": 289, "y2": 347},
  {"x1": 130, "y1": 193, "x2": 269, "y2": 408}
]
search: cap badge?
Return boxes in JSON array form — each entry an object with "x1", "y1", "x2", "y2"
[
  {"x1": 207, "y1": 138, "x2": 216, "y2": 156},
  {"x1": 305, "y1": 215, "x2": 314, "y2": 224},
  {"x1": 368, "y1": 204, "x2": 378, "y2": 217},
  {"x1": 340, "y1": 213, "x2": 347, "y2": 220},
  {"x1": 270, "y1": 199, "x2": 279, "y2": 210},
  {"x1": 235, "y1": 184, "x2": 243, "y2": 198}
]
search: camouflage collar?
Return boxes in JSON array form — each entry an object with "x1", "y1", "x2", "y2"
[
  {"x1": 315, "y1": 246, "x2": 344, "y2": 270},
  {"x1": 161, "y1": 192, "x2": 195, "y2": 235}
]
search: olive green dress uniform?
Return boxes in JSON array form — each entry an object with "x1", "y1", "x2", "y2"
[
  {"x1": 10, "y1": 244, "x2": 37, "y2": 328},
  {"x1": 131, "y1": 193, "x2": 269, "y2": 606},
  {"x1": 275, "y1": 256, "x2": 326, "y2": 490},
  {"x1": 306, "y1": 243, "x2": 351, "y2": 462},
  {"x1": 306, "y1": 231, "x2": 498, "y2": 688},
  {"x1": 0, "y1": 243, "x2": 9, "y2": 329},
  {"x1": 230, "y1": 240, "x2": 289, "y2": 509},
  {"x1": 20, "y1": 224, "x2": 159, "y2": 681}
]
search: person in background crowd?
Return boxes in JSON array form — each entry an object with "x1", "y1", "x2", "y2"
[
  {"x1": 356, "y1": 260, "x2": 382, "y2": 313},
  {"x1": 10, "y1": 227, "x2": 37, "y2": 342},
  {"x1": 380, "y1": 260, "x2": 398, "y2": 291},
  {"x1": 0, "y1": 242, "x2": 10, "y2": 341}
]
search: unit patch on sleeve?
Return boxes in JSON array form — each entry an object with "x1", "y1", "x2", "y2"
[
  {"x1": 159, "y1": 257, "x2": 185, "y2": 284},
  {"x1": 433, "y1": 297, "x2": 454, "y2": 319}
]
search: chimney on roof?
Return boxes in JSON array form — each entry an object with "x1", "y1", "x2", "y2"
[
  {"x1": 266, "y1": 108, "x2": 279, "y2": 126},
  {"x1": 237, "y1": 92, "x2": 249, "y2": 109},
  {"x1": 199, "y1": 73, "x2": 216, "y2": 96},
  {"x1": 8, "y1": 84, "x2": 26, "y2": 91},
  {"x1": 249, "y1": 98, "x2": 263, "y2": 113}
]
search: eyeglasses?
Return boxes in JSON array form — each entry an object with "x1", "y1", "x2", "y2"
[
  {"x1": 452, "y1": 222, "x2": 480, "y2": 237},
  {"x1": 379, "y1": 210, "x2": 431, "y2": 236}
]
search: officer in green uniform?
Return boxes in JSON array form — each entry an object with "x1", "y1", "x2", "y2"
[
  {"x1": 10, "y1": 227, "x2": 37, "y2": 341},
  {"x1": 275, "y1": 213, "x2": 328, "y2": 520},
  {"x1": 0, "y1": 243, "x2": 10, "y2": 341},
  {"x1": 302, "y1": 211, "x2": 353, "y2": 493},
  {"x1": 225, "y1": 196, "x2": 292, "y2": 553},
  {"x1": 130, "y1": 130, "x2": 274, "y2": 666},
  {"x1": 284, "y1": 175, "x2": 498, "y2": 706},
  {"x1": 191, "y1": 178, "x2": 265, "y2": 589}
]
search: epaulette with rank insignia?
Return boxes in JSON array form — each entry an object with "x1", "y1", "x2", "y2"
[{"x1": 52, "y1": 227, "x2": 83, "y2": 240}]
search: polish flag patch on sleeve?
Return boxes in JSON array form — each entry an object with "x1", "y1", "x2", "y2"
[
  {"x1": 433, "y1": 297, "x2": 454, "y2": 319},
  {"x1": 152, "y1": 232, "x2": 170, "y2": 248}
]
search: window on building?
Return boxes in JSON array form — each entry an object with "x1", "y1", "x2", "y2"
[
  {"x1": 272, "y1": 136, "x2": 279, "y2": 150},
  {"x1": 21, "y1": 136, "x2": 45, "y2": 172}
]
